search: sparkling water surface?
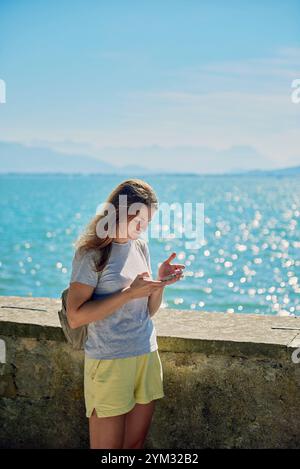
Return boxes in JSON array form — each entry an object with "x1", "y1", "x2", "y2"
[{"x1": 0, "y1": 173, "x2": 299, "y2": 316}]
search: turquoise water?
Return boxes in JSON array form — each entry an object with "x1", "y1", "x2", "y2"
[{"x1": 0, "y1": 173, "x2": 299, "y2": 316}]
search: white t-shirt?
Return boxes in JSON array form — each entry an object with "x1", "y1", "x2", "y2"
[{"x1": 69, "y1": 238, "x2": 158, "y2": 359}]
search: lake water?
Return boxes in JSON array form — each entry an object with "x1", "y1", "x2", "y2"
[{"x1": 0, "y1": 173, "x2": 299, "y2": 316}]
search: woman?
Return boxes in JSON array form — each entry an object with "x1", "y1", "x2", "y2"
[{"x1": 66, "y1": 179, "x2": 184, "y2": 449}]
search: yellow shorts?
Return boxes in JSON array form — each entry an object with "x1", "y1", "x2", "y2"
[{"x1": 84, "y1": 349, "x2": 165, "y2": 418}]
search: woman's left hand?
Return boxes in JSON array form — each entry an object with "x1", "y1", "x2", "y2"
[{"x1": 157, "y1": 252, "x2": 185, "y2": 285}]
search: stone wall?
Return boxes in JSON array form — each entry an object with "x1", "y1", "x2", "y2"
[{"x1": 0, "y1": 295, "x2": 300, "y2": 449}]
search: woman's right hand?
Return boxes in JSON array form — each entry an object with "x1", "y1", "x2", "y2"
[{"x1": 126, "y1": 272, "x2": 164, "y2": 299}]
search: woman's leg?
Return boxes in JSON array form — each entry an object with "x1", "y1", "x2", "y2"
[
  {"x1": 89, "y1": 408, "x2": 127, "y2": 449},
  {"x1": 122, "y1": 401, "x2": 156, "y2": 449}
]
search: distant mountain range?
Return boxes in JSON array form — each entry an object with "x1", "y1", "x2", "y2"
[
  {"x1": 0, "y1": 141, "x2": 153, "y2": 175},
  {"x1": 230, "y1": 166, "x2": 300, "y2": 177},
  {"x1": 0, "y1": 141, "x2": 299, "y2": 176}
]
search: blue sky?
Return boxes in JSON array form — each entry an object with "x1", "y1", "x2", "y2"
[{"x1": 0, "y1": 0, "x2": 299, "y2": 172}]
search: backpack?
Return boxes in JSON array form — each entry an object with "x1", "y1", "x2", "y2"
[
  {"x1": 58, "y1": 287, "x2": 88, "y2": 350},
  {"x1": 58, "y1": 239, "x2": 150, "y2": 350}
]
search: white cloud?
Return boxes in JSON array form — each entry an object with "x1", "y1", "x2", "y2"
[{"x1": 163, "y1": 47, "x2": 300, "y2": 88}]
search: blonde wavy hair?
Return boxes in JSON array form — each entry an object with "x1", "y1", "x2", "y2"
[{"x1": 73, "y1": 178, "x2": 158, "y2": 273}]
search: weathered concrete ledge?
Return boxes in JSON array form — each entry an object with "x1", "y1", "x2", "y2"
[{"x1": 1, "y1": 295, "x2": 300, "y2": 449}]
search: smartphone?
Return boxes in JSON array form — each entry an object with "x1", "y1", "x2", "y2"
[{"x1": 160, "y1": 273, "x2": 178, "y2": 282}]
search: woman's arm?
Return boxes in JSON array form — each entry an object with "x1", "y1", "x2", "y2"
[
  {"x1": 67, "y1": 274, "x2": 164, "y2": 329},
  {"x1": 148, "y1": 287, "x2": 165, "y2": 317},
  {"x1": 147, "y1": 251, "x2": 185, "y2": 317},
  {"x1": 67, "y1": 282, "x2": 133, "y2": 329}
]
